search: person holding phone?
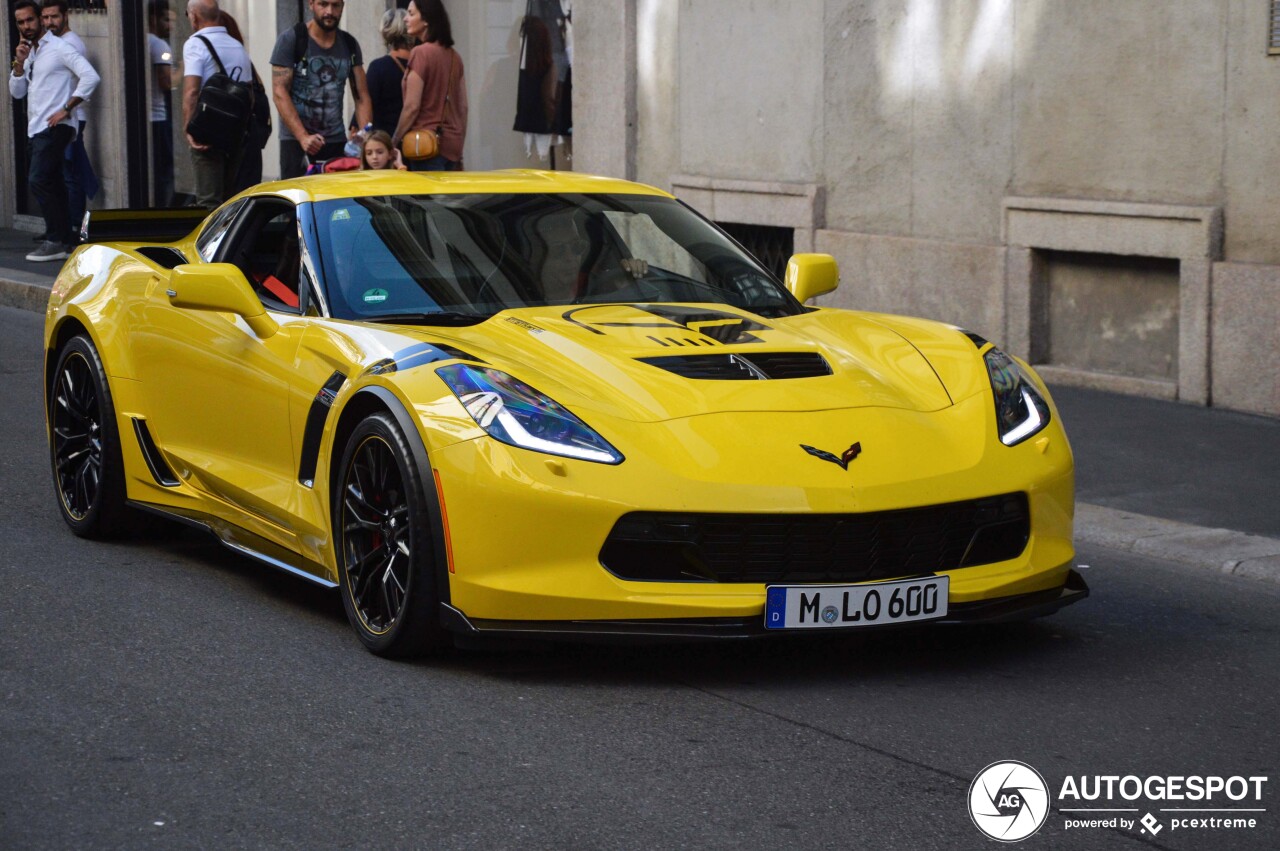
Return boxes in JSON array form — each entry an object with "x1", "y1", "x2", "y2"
[{"x1": 8, "y1": 0, "x2": 99, "y2": 262}]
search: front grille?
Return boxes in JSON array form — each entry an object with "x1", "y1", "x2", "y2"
[
  {"x1": 639, "y1": 352, "x2": 832, "y2": 380},
  {"x1": 599, "y1": 493, "x2": 1030, "y2": 583}
]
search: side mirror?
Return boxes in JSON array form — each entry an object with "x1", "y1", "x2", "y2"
[
  {"x1": 785, "y1": 253, "x2": 839, "y2": 304},
  {"x1": 168, "y1": 263, "x2": 278, "y2": 338}
]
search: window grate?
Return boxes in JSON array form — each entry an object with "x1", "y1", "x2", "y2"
[
  {"x1": 1271, "y1": 0, "x2": 1280, "y2": 54},
  {"x1": 716, "y1": 222, "x2": 794, "y2": 281}
]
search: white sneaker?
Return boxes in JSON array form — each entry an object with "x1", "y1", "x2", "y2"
[{"x1": 26, "y1": 241, "x2": 68, "y2": 262}]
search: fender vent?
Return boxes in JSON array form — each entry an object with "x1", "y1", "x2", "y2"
[
  {"x1": 131, "y1": 418, "x2": 180, "y2": 487},
  {"x1": 638, "y1": 352, "x2": 831, "y2": 380}
]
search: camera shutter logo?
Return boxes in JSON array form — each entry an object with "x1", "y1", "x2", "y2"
[{"x1": 969, "y1": 761, "x2": 1051, "y2": 842}]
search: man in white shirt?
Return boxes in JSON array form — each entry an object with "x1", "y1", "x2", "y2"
[
  {"x1": 40, "y1": 0, "x2": 98, "y2": 247},
  {"x1": 7, "y1": 0, "x2": 100, "y2": 262},
  {"x1": 149, "y1": 1, "x2": 175, "y2": 206},
  {"x1": 182, "y1": 0, "x2": 251, "y2": 208}
]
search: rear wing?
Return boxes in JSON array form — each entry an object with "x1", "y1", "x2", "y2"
[{"x1": 80, "y1": 208, "x2": 209, "y2": 245}]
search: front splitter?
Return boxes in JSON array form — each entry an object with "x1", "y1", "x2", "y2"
[{"x1": 438, "y1": 569, "x2": 1090, "y2": 644}]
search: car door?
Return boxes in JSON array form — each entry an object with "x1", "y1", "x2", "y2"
[{"x1": 131, "y1": 197, "x2": 309, "y2": 548}]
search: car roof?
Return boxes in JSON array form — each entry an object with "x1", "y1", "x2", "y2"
[{"x1": 246, "y1": 169, "x2": 675, "y2": 203}]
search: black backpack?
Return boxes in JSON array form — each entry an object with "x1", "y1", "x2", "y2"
[
  {"x1": 246, "y1": 68, "x2": 272, "y2": 150},
  {"x1": 185, "y1": 35, "x2": 253, "y2": 155}
]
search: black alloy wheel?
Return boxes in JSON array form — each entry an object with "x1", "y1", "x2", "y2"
[
  {"x1": 48, "y1": 335, "x2": 130, "y2": 537},
  {"x1": 335, "y1": 411, "x2": 445, "y2": 657}
]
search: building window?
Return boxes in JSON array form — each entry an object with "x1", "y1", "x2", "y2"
[
  {"x1": 1271, "y1": 0, "x2": 1280, "y2": 54},
  {"x1": 716, "y1": 223, "x2": 794, "y2": 281}
]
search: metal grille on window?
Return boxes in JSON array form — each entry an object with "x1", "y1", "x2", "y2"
[
  {"x1": 1271, "y1": 0, "x2": 1280, "y2": 54},
  {"x1": 716, "y1": 223, "x2": 794, "y2": 281}
]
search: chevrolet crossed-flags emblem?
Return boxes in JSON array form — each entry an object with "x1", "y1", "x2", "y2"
[{"x1": 800, "y1": 442, "x2": 863, "y2": 470}]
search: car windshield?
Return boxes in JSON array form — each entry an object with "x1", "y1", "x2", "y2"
[{"x1": 311, "y1": 193, "x2": 802, "y2": 324}]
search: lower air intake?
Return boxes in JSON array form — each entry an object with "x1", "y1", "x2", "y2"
[{"x1": 599, "y1": 493, "x2": 1030, "y2": 583}]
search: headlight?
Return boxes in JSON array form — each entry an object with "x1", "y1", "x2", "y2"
[
  {"x1": 437, "y1": 364, "x2": 624, "y2": 464},
  {"x1": 983, "y1": 348, "x2": 1051, "y2": 446}
]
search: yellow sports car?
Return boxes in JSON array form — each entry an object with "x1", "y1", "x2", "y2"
[{"x1": 44, "y1": 171, "x2": 1085, "y2": 657}]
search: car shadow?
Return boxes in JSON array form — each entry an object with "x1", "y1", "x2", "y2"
[
  {"x1": 126, "y1": 518, "x2": 348, "y2": 624},
  {"x1": 427, "y1": 618, "x2": 1085, "y2": 688},
  {"x1": 123, "y1": 516, "x2": 1106, "y2": 686}
]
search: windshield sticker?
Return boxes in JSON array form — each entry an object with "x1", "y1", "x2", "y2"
[
  {"x1": 331, "y1": 208, "x2": 351, "y2": 222},
  {"x1": 362, "y1": 288, "x2": 389, "y2": 304}
]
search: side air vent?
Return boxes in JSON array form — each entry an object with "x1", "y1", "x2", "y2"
[
  {"x1": 136, "y1": 246, "x2": 189, "y2": 269},
  {"x1": 639, "y1": 352, "x2": 832, "y2": 380},
  {"x1": 131, "y1": 418, "x2": 180, "y2": 487}
]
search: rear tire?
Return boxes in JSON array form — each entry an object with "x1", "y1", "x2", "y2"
[
  {"x1": 48, "y1": 335, "x2": 132, "y2": 538},
  {"x1": 333, "y1": 411, "x2": 446, "y2": 658}
]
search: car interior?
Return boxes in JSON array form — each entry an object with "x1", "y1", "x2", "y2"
[{"x1": 222, "y1": 199, "x2": 303, "y2": 313}]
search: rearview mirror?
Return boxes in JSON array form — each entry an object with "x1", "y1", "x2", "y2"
[
  {"x1": 785, "y1": 254, "x2": 839, "y2": 304},
  {"x1": 168, "y1": 263, "x2": 278, "y2": 338}
]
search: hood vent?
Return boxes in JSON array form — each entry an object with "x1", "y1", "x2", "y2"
[{"x1": 639, "y1": 352, "x2": 832, "y2": 380}]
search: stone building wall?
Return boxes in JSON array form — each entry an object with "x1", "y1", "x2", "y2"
[{"x1": 576, "y1": 0, "x2": 1280, "y2": 417}]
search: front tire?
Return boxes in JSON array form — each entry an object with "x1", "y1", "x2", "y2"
[
  {"x1": 48, "y1": 335, "x2": 131, "y2": 538},
  {"x1": 334, "y1": 411, "x2": 446, "y2": 658}
]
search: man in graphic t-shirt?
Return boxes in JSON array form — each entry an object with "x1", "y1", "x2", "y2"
[{"x1": 270, "y1": 0, "x2": 371, "y2": 178}]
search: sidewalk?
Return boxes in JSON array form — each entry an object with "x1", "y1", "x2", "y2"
[
  {"x1": 0, "y1": 224, "x2": 62, "y2": 312},
  {"x1": 2, "y1": 226, "x2": 1278, "y2": 581}
]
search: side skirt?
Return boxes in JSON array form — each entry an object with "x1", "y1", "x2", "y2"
[{"x1": 127, "y1": 499, "x2": 337, "y2": 589}]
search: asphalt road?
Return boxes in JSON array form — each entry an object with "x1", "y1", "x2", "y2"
[{"x1": 2, "y1": 305, "x2": 1277, "y2": 850}]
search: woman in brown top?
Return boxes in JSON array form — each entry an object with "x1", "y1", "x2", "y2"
[{"x1": 392, "y1": 0, "x2": 468, "y2": 172}]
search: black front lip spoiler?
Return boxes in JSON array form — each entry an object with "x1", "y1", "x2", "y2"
[{"x1": 440, "y1": 569, "x2": 1090, "y2": 643}]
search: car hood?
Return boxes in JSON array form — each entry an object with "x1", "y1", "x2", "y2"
[{"x1": 399, "y1": 303, "x2": 956, "y2": 424}]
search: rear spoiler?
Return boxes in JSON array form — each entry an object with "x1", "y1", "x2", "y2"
[{"x1": 79, "y1": 208, "x2": 210, "y2": 244}]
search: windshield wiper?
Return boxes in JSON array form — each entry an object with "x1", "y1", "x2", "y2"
[{"x1": 363, "y1": 311, "x2": 493, "y2": 326}]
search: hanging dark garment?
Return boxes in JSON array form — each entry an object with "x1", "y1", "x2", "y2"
[{"x1": 513, "y1": 13, "x2": 556, "y2": 133}]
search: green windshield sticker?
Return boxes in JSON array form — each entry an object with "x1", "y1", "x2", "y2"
[
  {"x1": 362, "y1": 288, "x2": 389, "y2": 304},
  {"x1": 331, "y1": 208, "x2": 350, "y2": 221}
]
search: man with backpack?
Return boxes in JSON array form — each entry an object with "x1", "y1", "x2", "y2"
[
  {"x1": 182, "y1": 0, "x2": 251, "y2": 208},
  {"x1": 271, "y1": 0, "x2": 372, "y2": 178}
]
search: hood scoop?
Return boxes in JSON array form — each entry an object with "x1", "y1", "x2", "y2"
[{"x1": 638, "y1": 352, "x2": 832, "y2": 380}]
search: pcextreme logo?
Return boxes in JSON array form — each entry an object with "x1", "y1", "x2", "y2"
[{"x1": 968, "y1": 761, "x2": 1270, "y2": 842}]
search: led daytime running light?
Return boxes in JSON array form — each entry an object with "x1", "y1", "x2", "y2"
[
  {"x1": 438, "y1": 364, "x2": 624, "y2": 465},
  {"x1": 459, "y1": 390, "x2": 618, "y2": 463},
  {"x1": 984, "y1": 348, "x2": 1051, "y2": 447}
]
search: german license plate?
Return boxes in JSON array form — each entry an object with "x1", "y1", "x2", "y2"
[{"x1": 764, "y1": 576, "x2": 948, "y2": 629}]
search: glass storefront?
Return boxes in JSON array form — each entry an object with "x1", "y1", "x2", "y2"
[{"x1": 5, "y1": 1, "x2": 575, "y2": 221}]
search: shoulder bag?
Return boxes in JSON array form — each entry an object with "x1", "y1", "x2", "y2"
[{"x1": 402, "y1": 50, "x2": 459, "y2": 161}]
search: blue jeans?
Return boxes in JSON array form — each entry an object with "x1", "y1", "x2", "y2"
[
  {"x1": 29, "y1": 124, "x2": 75, "y2": 244},
  {"x1": 63, "y1": 121, "x2": 96, "y2": 242},
  {"x1": 408, "y1": 155, "x2": 460, "y2": 172}
]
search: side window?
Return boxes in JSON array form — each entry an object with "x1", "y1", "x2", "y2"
[
  {"x1": 196, "y1": 200, "x2": 244, "y2": 261},
  {"x1": 223, "y1": 198, "x2": 303, "y2": 313}
]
